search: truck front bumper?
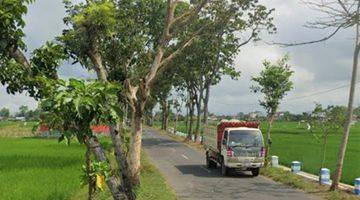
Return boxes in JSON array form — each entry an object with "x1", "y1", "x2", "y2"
[
  {"x1": 226, "y1": 157, "x2": 264, "y2": 169},
  {"x1": 226, "y1": 162, "x2": 263, "y2": 169}
]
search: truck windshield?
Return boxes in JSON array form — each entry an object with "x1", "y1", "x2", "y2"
[{"x1": 228, "y1": 130, "x2": 263, "y2": 147}]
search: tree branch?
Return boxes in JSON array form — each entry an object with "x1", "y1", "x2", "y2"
[
  {"x1": 271, "y1": 24, "x2": 344, "y2": 47},
  {"x1": 8, "y1": 45, "x2": 31, "y2": 70}
]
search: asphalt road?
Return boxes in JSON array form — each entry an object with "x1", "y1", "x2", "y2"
[{"x1": 142, "y1": 129, "x2": 322, "y2": 200}]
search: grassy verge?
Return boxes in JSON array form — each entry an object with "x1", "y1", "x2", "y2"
[
  {"x1": 73, "y1": 150, "x2": 177, "y2": 200},
  {"x1": 261, "y1": 167, "x2": 360, "y2": 200}
]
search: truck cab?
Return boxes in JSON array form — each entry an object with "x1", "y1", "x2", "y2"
[
  {"x1": 220, "y1": 127, "x2": 265, "y2": 176},
  {"x1": 204, "y1": 120, "x2": 265, "y2": 176}
]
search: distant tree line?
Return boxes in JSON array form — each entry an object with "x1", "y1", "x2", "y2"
[{"x1": 0, "y1": 105, "x2": 42, "y2": 121}]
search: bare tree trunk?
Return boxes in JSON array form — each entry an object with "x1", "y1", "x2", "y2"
[
  {"x1": 88, "y1": 138, "x2": 128, "y2": 200},
  {"x1": 185, "y1": 102, "x2": 189, "y2": 132},
  {"x1": 264, "y1": 114, "x2": 275, "y2": 166},
  {"x1": 203, "y1": 84, "x2": 210, "y2": 126},
  {"x1": 330, "y1": 8, "x2": 360, "y2": 190},
  {"x1": 187, "y1": 102, "x2": 195, "y2": 140},
  {"x1": 195, "y1": 89, "x2": 203, "y2": 143},
  {"x1": 128, "y1": 106, "x2": 143, "y2": 187},
  {"x1": 161, "y1": 100, "x2": 167, "y2": 130},
  {"x1": 110, "y1": 125, "x2": 136, "y2": 200}
]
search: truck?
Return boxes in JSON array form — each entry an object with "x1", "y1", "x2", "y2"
[{"x1": 203, "y1": 120, "x2": 265, "y2": 176}]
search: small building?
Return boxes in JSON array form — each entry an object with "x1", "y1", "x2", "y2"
[{"x1": 15, "y1": 117, "x2": 26, "y2": 121}]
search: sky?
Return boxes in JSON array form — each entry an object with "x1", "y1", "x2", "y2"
[{"x1": 0, "y1": 0, "x2": 359, "y2": 115}]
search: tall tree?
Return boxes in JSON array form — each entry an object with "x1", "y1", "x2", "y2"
[
  {"x1": 275, "y1": 0, "x2": 360, "y2": 190},
  {"x1": 310, "y1": 104, "x2": 346, "y2": 169},
  {"x1": 60, "y1": 0, "x2": 212, "y2": 186},
  {"x1": 0, "y1": 1, "x2": 133, "y2": 199},
  {"x1": 251, "y1": 55, "x2": 294, "y2": 165}
]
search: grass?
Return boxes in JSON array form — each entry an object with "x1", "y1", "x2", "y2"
[
  {"x1": 160, "y1": 120, "x2": 360, "y2": 185},
  {"x1": 72, "y1": 151, "x2": 177, "y2": 200},
  {"x1": 263, "y1": 121, "x2": 360, "y2": 185},
  {"x1": 0, "y1": 120, "x2": 38, "y2": 137},
  {"x1": 0, "y1": 121, "x2": 176, "y2": 200},
  {"x1": 261, "y1": 167, "x2": 360, "y2": 200},
  {"x1": 0, "y1": 137, "x2": 85, "y2": 200}
]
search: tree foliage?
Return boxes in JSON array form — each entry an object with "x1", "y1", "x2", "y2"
[
  {"x1": 0, "y1": 107, "x2": 10, "y2": 118},
  {"x1": 251, "y1": 55, "x2": 294, "y2": 116},
  {"x1": 40, "y1": 79, "x2": 123, "y2": 143}
]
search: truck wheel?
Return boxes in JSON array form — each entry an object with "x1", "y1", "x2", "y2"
[
  {"x1": 251, "y1": 168, "x2": 260, "y2": 177},
  {"x1": 221, "y1": 158, "x2": 228, "y2": 176},
  {"x1": 206, "y1": 153, "x2": 217, "y2": 168}
]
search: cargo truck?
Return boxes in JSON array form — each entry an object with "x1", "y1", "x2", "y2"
[{"x1": 203, "y1": 120, "x2": 265, "y2": 176}]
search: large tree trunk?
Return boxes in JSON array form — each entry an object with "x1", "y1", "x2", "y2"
[
  {"x1": 330, "y1": 13, "x2": 360, "y2": 190},
  {"x1": 110, "y1": 125, "x2": 136, "y2": 200},
  {"x1": 85, "y1": 142, "x2": 95, "y2": 200},
  {"x1": 185, "y1": 102, "x2": 189, "y2": 132},
  {"x1": 203, "y1": 84, "x2": 210, "y2": 126},
  {"x1": 88, "y1": 138, "x2": 129, "y2": 200},
  {"x1": 187, "y1": 101, "x2": 195, "y2": 140},
  {"x1": 161, "y1": 100, "x2": 167, "y2": 130},
  {"x1": 128, "y1": 106, "x2": 143, "y2": 187},
  {"x1": 195, "y1": 89, "x2": 203, "y2": 143},
  {"x1": 264, "y1": 113, "x2": 276, "y2": 166}
]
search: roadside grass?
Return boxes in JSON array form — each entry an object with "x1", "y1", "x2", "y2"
[
  {"x1": 263, "y1": 121, "x2": 360, "y2": 185},
  {"x1": 0, "y1": 120, "x2": 38, "y2": 137},
  {"x1": 0, "y1": 137, "x2": 85, "y2": 200},
  {"x1": 73, "y1": 148, "x2": 177, "y2": 200},
  {"x1": 159, "y1": 120, "x2": 360, "y2": 185},
  {"x1": 261, "y1": 167, "x2": 360, "y2": 200}
]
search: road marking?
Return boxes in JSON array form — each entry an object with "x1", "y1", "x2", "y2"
[
  {"x1": 200, "y1": 166, "x2": 211, "y2": 173},
  {"x1": 181, "y1": 154, "x2": 189, "y2": 160}
]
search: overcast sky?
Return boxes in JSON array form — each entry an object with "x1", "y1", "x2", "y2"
[{"x1": 1, "y1": 0, "x2": 359, "y2": 115}]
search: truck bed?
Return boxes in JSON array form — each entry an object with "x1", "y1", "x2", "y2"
[{"x1": 203, "y1": 126, "x2": 219, "y2": 153}]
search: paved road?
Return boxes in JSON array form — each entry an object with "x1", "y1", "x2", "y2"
[{"x1": 142, "y1": 129, "x2": 322, "y2": 200}]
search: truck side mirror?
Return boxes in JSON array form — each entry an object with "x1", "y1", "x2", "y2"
[{"x1": 222, "y1": 139, "x2": 226, "y2": 145}]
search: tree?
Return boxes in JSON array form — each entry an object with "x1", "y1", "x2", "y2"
[
  {"x1": 60, "y1": 0, "x2": 275, "y2": 185},
  {"x1": 251, "y1": 55, "x2": 294, "y2": 165},
  {"x1": 0, "y1": 108, "x2": 10, "y2": 118},
  {"x1": 310, "y1": 104, "x2": 346, "y2": 170},
  {"x1": 275, "y1": 0, "x2": 360, "y2": 190},
  {"x1": 0, "y1": 1, "x2": 133, "y2": 199},
  {"x1": 40, "y1": 79, "x2": 130, "y2": 200},
  {"x1": 17, "y1": 105, "x2": 28, "y2": 117},
  {"x1": 171, "y1": 0, "x2": 275, "y2": 141}
]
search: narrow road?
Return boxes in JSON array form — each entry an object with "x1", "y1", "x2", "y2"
[{"x1": 142, "y1": 129, "x2": 322, "y2": 200}]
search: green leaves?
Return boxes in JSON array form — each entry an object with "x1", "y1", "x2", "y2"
[
  {"x1": 251, "y1": 55, "x2": 294, "y2": 115},
  {"x1": 40, "y1": 78, "x2": 124, "y2": 142}
]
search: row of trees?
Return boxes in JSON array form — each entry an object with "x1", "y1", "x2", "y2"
[
  {"x1": 0, "y1": 0, "x2": 275, "y2": 199},
  {"x1": 0, "y1": 105, "x2": 41, "y2": 120}
]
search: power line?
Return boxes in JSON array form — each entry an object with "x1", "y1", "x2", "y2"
[{"x1": 214, "y1": 81, "x2": 360, "y2": 106}]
